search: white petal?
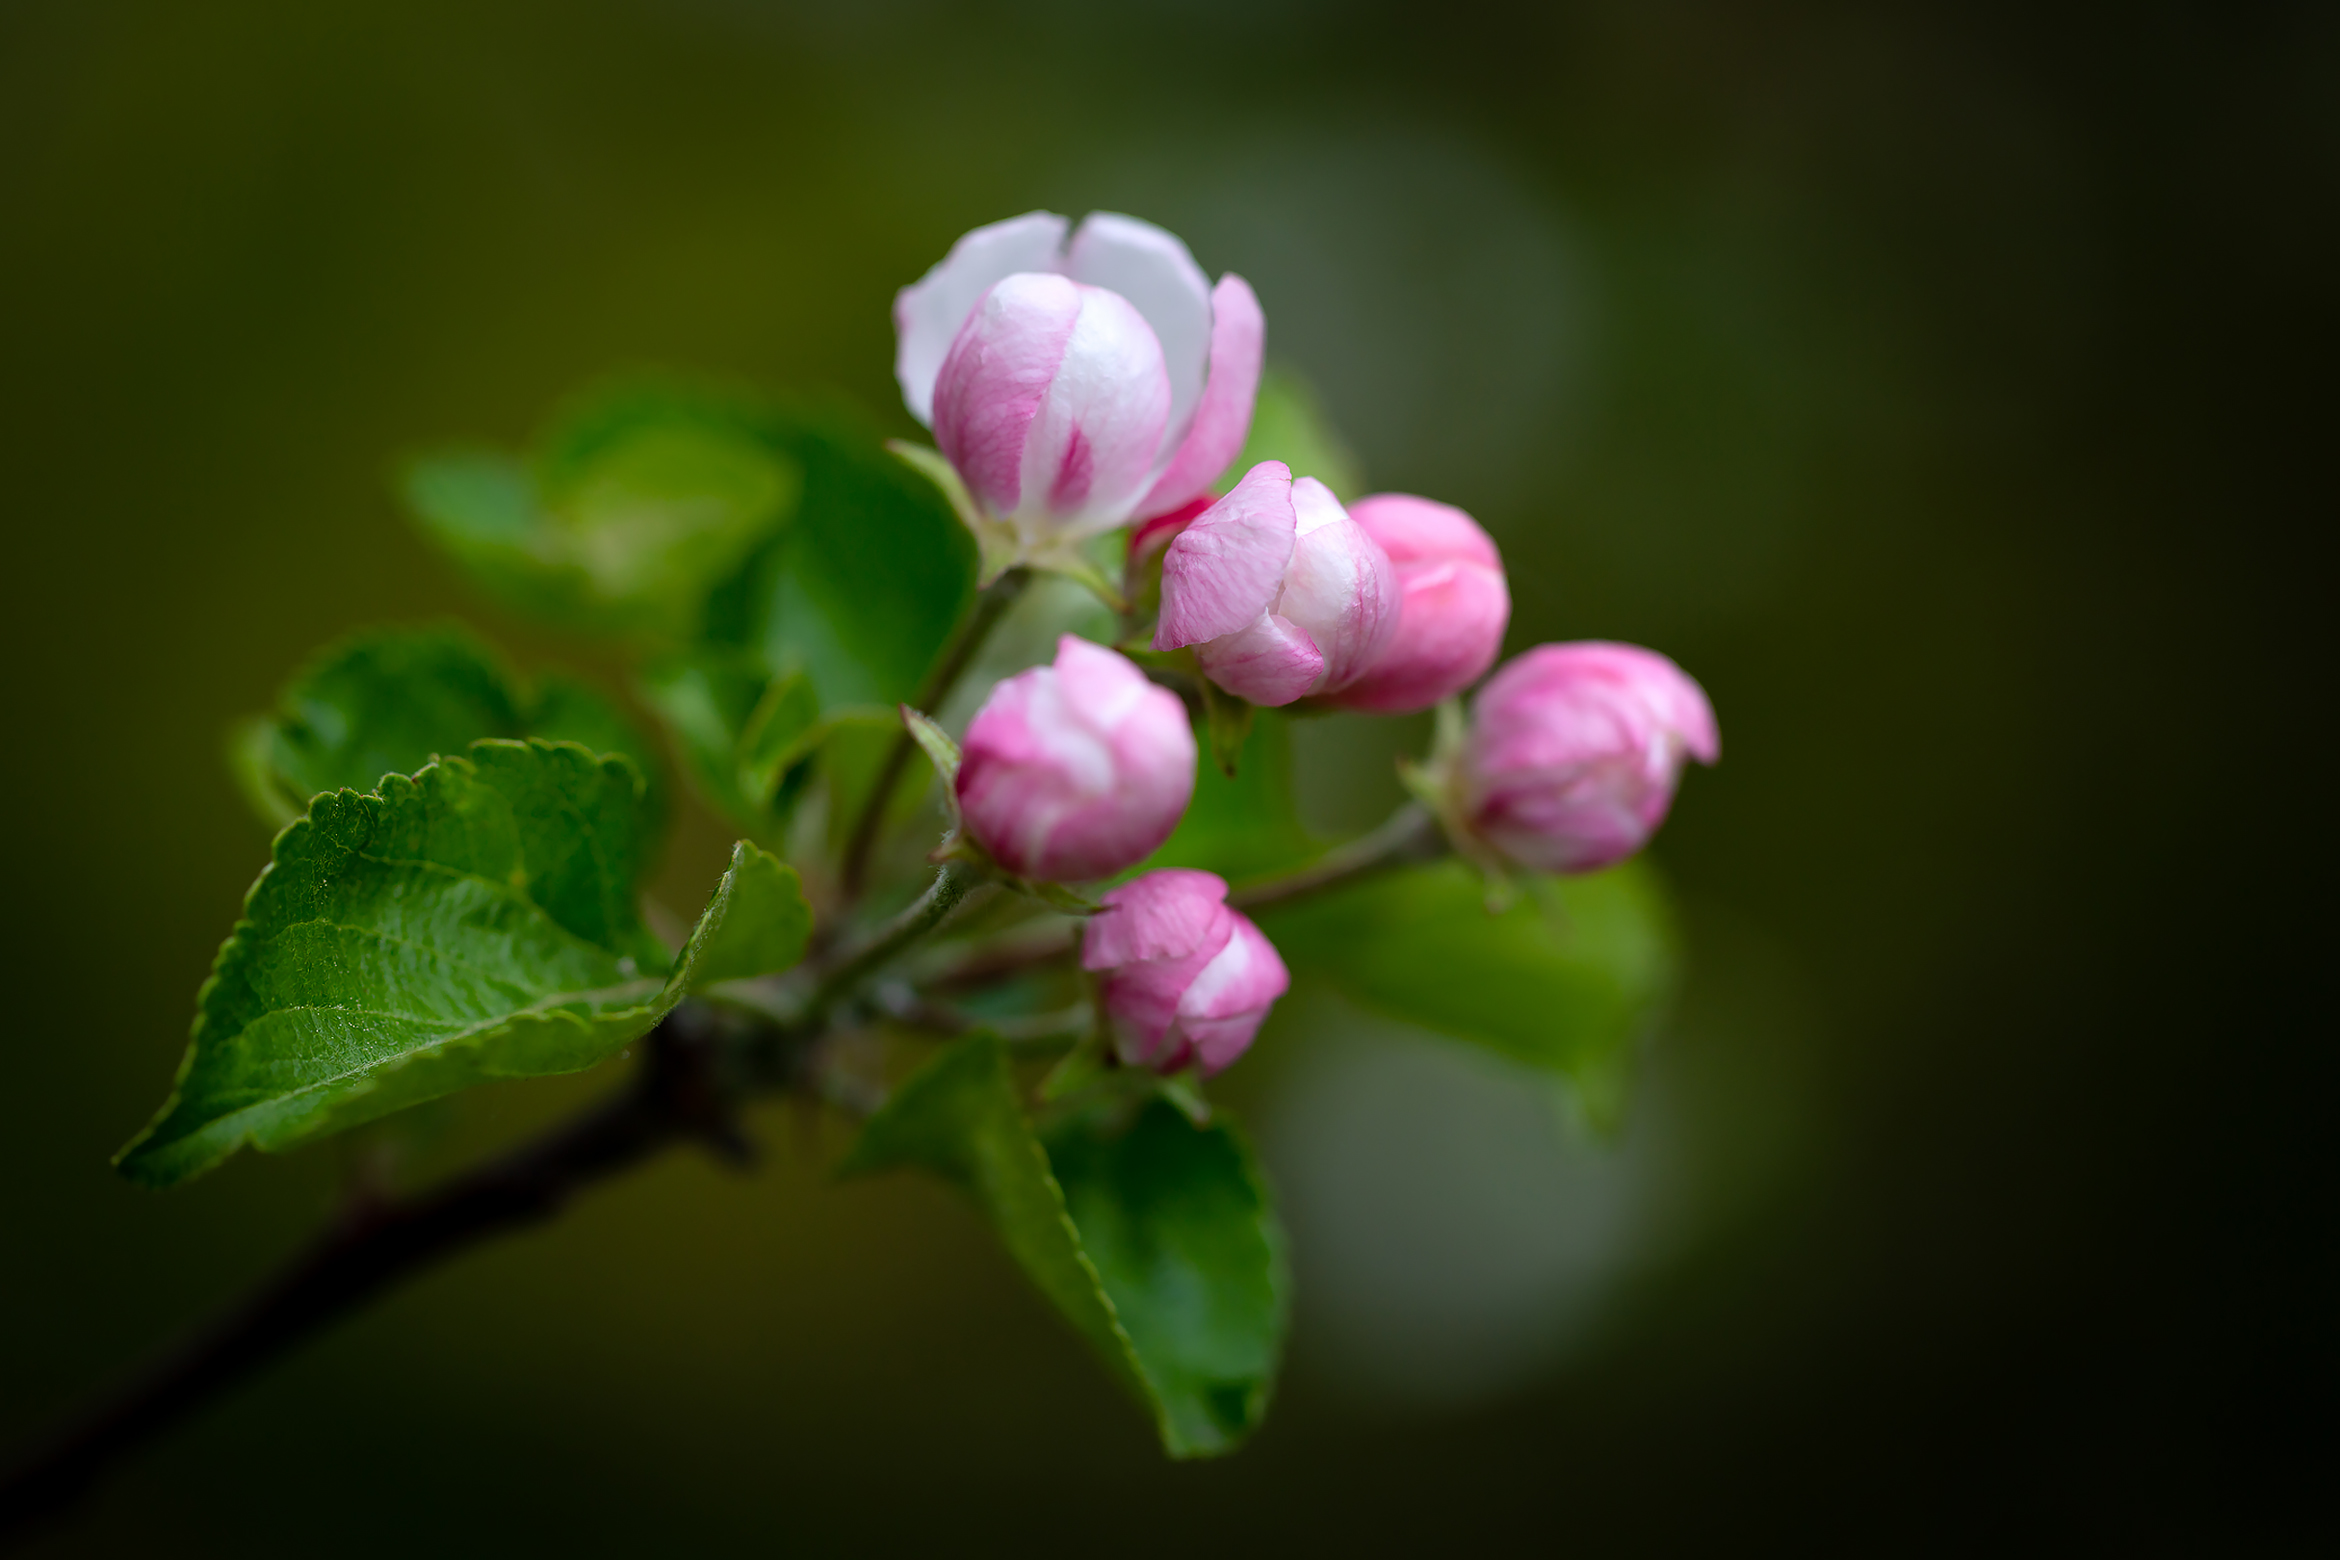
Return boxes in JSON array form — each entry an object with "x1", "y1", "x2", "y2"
[
  {"x1": 1065, "y1": 212, "x2": 1213, "y2": 451},
  {"x1": 894, "y1": 211, "x2": 1069, "y2": 427}
]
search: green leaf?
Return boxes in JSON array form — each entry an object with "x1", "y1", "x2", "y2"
[
  {"x1": 1044, "y1": 1100, "x2": 1286, "y2": 1456},
  {"x1": 118, "y1": 740, "x2": 810, "y2": 1187},
  {"x1": 840, "y1": 1035, "x2": 1287, "y2": 1457},
  {"x1": 403, "y1": 381, "x2": 802, "y2": 643},
  {"x1": 1254, "y1": 857, "x2": 1679, "y2": 1130},
  {"x1": 666, "y1": 841, "x2": 813, "y2": 992},
  {"x1": 637, "y1": 649, "x2": 895, "y2": 847},
  {"x1": 1220, "y1": 365, "x2": 1365, "y2": 501},
  {"x1": 838, "y1": 1035, "x2": 1140, "y2": 1393},
  {"x1": 236, "y1": 624, "x2": 665, "y2": 837},
  {"x1": 1139, "y1": 709, "x2": 1315, "y2": 883},
  {"x1": 705, "y1": 402, "x2": 978, "y2": 710}
]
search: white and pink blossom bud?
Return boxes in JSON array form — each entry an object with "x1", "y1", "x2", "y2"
[
  {"x1": 956, "y1": 635, "x2": 1197, "y2": 882},
  {"x1": 1329, "y1": 494, "x2": 1511, "y2": 714},
  {"x1": 895, "y1": 212, "x2": 1264, "y2": 555},
  {"x1": 1152, "y1": 461, "x2": 1398, "y2": 707},
  {"x1": 1461, "y1": 642, "x2": 1719, "y2": 874},
  {"x1": 1082, "y1": 869, "x2": 1289, "y2": 1077}
]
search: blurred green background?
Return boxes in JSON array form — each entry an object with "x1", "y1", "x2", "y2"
[{"x1": 1, "y1": 1, "x2": 2329, "y2": 1551}]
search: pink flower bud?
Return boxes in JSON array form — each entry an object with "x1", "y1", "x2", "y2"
[
  {"x1": 1462, "y1": 642, "x2": 1720, "y2": 874},
  {"x1": 956, "y1": 635, "x2": 1197, "y2": 882},
  {"x1": 1328, "y1": 494, "x2": 1511, "y2": 714},
  {"x1": 1152, "y1": 461, "x2": 1399, "y2": 708},
  {"x1": 895, "y1": 212, "x2": 1264, "y2": 546},
  {"x1": 1082, "y1": 869, "x2": 1290, "y2": 1076}
]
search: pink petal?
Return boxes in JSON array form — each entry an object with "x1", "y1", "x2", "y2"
[
  {"x1": 1084, "y1": 868, "x2": 1232, "y2": 969},
  {"x1": 1064, "y1": 213, "x2": 1214, "y2": 448},
  {"x1": 1136, "y1": 273, "x2": 1265, "y2": 519},
  {"x1": 932, "y1": 274, "x2": 1083, "y2": 522},
  {"x1": 1013, "y1": 283, "x2": 1172, "y2": 539},
  {"x1": 1154, "y1": 460, "x2": 1296, "y2": 649},
  {"x1": 1332, "y1": 555, "x2": 1510, "y2": 713},
  {"x1": 1175, "y1": 913, "x2": 1289, "y2": 1075},
  {"x1": 1194, "y1": 611, "x2": 1325, "y2": 707},
  {"x1": 895, "y1": 211, "x2": 1069, "y2": 427},
  {"x1": 1346, "y1": 493, "x2": 1502, "y2": 571},
  {"x1": 1127, "y1": 494, "x2": 1213, "y2": 564},
  {"x1": 1276, "y1": 479, "x2": 1398, "y2": 693}
]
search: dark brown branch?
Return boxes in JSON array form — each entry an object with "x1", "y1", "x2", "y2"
[{"x1": 0, "y1": 1008, "x2": 756, "y2": 1547}]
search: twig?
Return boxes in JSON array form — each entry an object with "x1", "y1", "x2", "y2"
[
  {"x1": 0, "y1": 1007, "x2": 757, "y2": 1546},
  {"x1": 837, "y1": 568, "x2": 1030, "y2": 902},
  {"x1": 1230, "y1": 803, "x2": 1445, "y2": 911}
]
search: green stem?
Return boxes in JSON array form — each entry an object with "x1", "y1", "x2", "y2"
[
  {"x1": 800, "y1": 866, "x2": 982, "y2": 1032},
  {"x1": 838, "y1": 568, "x2": 1030, "y2": 902},
  {"x1": 1228, "y1": 802, "x2": 1444, "y2": 911}
]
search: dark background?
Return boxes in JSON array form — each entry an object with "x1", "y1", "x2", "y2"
[{"x1": 1, "y1": 1, "x2": 2330, "y2": 1552}]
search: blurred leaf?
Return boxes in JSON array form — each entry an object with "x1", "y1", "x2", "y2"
[
  {"x1": 736, "y1": 670, "x2": 823, "y2": 804},
  {"x1": 703, "y1": 400, "x2": 978, "y2": 708},
  {"x1": 1044, "y1": 1099, "x2": 1287, "y2": 1456},
  {"x1": 1140, "y1": 709, "x2": 1315, "y2": 883},
  {"x1": 1219, "y1": 365, "x2": 1365, "y2": 501},
  {"x1": 840, "y1": 1035, "x2": 1287, "y2": 1457},
  {"x1": 637, "y1": 648, "x2": 779, "y2": 841},
  {"x1": 118, "y1": 742, "x2": 808, "y2": 1187},
  {"x1": 403, "y1": 382, "x2": 801, "y2": 644},
  {"x1": 1255, "y1": 858, "x2": 1679, "y2": 1130},
  {"x1": 638, "y1": 650, "x2": 895, "y2": 849},
  {"x1": 232, "y1": 623, "x2": 665, "y2": 839},
  {"x1": 1199, "y1": 681, "x2": 1254, "y2": 778}
]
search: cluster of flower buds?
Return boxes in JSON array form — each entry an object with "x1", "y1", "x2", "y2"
[{"x1": 894, "y1": 212, "x2": 1721, "y2": 1079}]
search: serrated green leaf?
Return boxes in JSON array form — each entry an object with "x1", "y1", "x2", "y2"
[
  {"x1": 238, "y1": 624, "x2": 665, "y2": 838},
  {"x1": 1254, "y1": 857, "x2": 1679, "y2": 1130},
  {"x1": 841, "y1": 1035, "x2": 1287, "y2": 1457},
  {"x1": 1138, "y1": 709, "x2": 1315, "y2": 883},
  {"x1": 1220, "y1": 366, "x2": 1365, "y2": 501},
  {"x1": 118, "y1": 740, "x2": 810, "y2": 1187}
]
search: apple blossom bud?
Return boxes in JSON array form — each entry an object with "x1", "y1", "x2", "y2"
[
  {"x1": 1153, "y1": 461, "x2": 1398, "y2": 708},
  {"x1": 1329, "y1": 494, "x2": 1511, "y2": 714},
  {"x1": 1082, "y1": 869, "x2": 1289, "y2": 1076},
  {"x1": 895, "y1": 212, "x2": 1264, "y2": 552},
  {"x1": 1461, "y1": 642, "x2": 1719, "y2": 874},
  {"x1": 956, "y1": 635, "x2": 1197, "y2": 882}
]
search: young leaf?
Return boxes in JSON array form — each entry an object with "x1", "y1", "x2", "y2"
[
  {"x1": 840, "y1": 1035, "x2": 1288, "y2": 1457},
  {"x1": 667, "y1": 841, "x2": 814, "y2": 992},
  {"x1": 1254, "y1": 857, "x2": 1679, "y2": 1130},
  {"x1": 236, "y1": 624, "x2": 664, "y2": 835},
  {"x1": 118, "y1": 741, "x2": 810, "y2": 1187},
  {"x1": 638, "y1": 650, "x2": 894, "y2": 847}
]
